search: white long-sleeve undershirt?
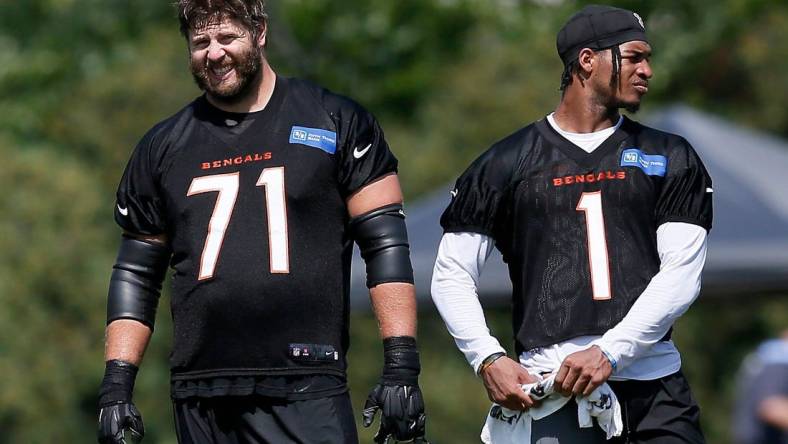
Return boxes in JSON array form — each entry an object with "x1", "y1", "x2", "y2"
[
  {"x1": 430, "y1": 223, "x2": 708, "y2": 380},
  {"x1": 431, "y1": 232, "x2": 503, "y2": 373}
]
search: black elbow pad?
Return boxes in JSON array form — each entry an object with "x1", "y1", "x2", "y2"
[
  {"x1": 107, "y1": 235, "x2": 170, "y2": 329},
  {"x1": 350, "y1": 203, "x2": 414, "y2": 288}
]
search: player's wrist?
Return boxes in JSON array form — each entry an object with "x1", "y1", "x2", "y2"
[
  {"x1": 98, "y1": 359, "x2": 139, "y2": 407},
  {"x1": 594, "y1": 345, "x2": 618, "y2": 372},
  {"x1": 381, "y1": 336, "x2": 420, "y2": 385},
  {"x1": 477, "y1": 351, "x2": 507, "y2": 376}
]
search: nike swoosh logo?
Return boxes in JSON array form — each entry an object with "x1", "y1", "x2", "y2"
[
  {"x1": 117, "y1": 204, "x2": 129, "y2": 216},
  {"x1": 353, "y1": 143, "x2": 372, "y2": 159},
  {"x1": 450, "y1": 189, "x2": 458, "y2": 198}
]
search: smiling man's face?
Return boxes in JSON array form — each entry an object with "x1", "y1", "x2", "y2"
[{"x1": 188, "y1": 17, "x2": 265, "y2": 104}]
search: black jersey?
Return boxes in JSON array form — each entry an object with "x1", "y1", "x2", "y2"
[
  {"x1": 441, "y1": 117, "x2": 712, "y2": 354},
  {"x1": 114, "y1": 76, "x2": 397, "y2": 394}
]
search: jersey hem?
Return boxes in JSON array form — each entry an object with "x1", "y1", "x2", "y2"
[
  {"x1": 343, "y1": 166, "x2": 399, "y2": 198},
  {"x1": 442, "y1": 225, "x2": 494, "y2": 236},
  {"x1": 608, "y1": 362, "x2": 682, "y2": 382},
  {"x1": 171, "y1": 367, "x2": 346, "y2": 380},
  {"x1": 170, "y1": 379, "x2": 348, "y2": 401},
  {"x1": 519, "y1": 330, "x2": 672, "y2": 354},
  {"x1": 114, "y1": 219, "x2": 166, "y2": 238},
  {"x1": 658, "y1": 215, "x2": 711, "y2": 231}
]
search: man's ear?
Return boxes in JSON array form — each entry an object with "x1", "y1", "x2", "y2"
[
  {"x1": 577, "y1": 47, "x2": 596, "y2": 76},
  {"x1": 257, "y1": 22, "x2": 267, "y2": 47}
]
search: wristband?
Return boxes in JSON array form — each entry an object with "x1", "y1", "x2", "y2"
[
  {"x1": 598, "y1": 347, "x2": 618, "y2": 371},
  {"x1": 477, "y1": 352, "x2": 506, "y2": 376},
  {"x1": 98, "y1": 360, "x2": 139, "y2": 407},
  {"x1": 381, "y1": 336, "x2": 420, "y2": 385}
]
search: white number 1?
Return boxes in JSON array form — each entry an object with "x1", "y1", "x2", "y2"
[
  {"x1": 576, "y1": 192, "x2": 612, "y2": 300},
  {"x1": 256, "y1": 167, "x2": 289, "y2": 273},
  {"x1": 188, "y1": 168, "x2": 290, "y2": 280}
]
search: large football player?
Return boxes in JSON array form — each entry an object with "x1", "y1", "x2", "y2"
[
  {"x1": 432, "y1": 5, "x2": 711, "y2": 443},
  {"x1": 96, "y1": 1, "x2": 426, "y2": 443}
]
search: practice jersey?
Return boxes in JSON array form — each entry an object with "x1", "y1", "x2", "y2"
[
  {"x1": 440, "y1": 116, "x2": 712, "y2": 354},
  {"x1": 114, "y1": 76, "x2": 397, "y2": 395}
]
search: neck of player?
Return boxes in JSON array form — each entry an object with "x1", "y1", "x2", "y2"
[
  {"x1": 206, "y1": 60, "x2": 277, "y2": 114},
  {"x1": 552, "y1": 83, "x2": 621, "y2": 133}
]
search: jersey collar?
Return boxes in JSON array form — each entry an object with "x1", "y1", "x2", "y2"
[
  {"x1": 193, "y1": 75, "x2": 288, "y2": 146},
  {"x1": 535, "y1": 115, "x2": 634, "y2": 169}
]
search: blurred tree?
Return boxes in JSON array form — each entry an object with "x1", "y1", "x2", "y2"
[
  {"x1": 0, "y1": 0, "x2": 176, "y2": 143},
  {"x1": 268, "y1": 0, "x2": 477, "y2": 119}
]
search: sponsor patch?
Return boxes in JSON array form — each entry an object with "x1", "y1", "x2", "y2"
[
  {"x1": 620, "y1": 148, "x2": 667, "y2": 177},
  {"x1": 289, "y1": 126, "x2": 337, "y2": 154}
]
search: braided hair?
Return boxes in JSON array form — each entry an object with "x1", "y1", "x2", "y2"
[{"x1": 559, "y1": 46, "x2": 622, "y2": 93}]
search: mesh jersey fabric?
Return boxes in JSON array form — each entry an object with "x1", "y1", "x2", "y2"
[
  {"x1": 114, "y1": 76, "x2": 398, "y2": 398},
  {"x1": 440, "y1": 116, "x2": 712, "y2": 354}
]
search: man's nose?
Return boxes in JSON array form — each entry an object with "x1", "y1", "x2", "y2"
[
  {"x1": 207, "y1": 42, "x2": 225, "y2": 62},
  {"x1": 638, "y1": 59, "x2": 653, "y2": 79}
]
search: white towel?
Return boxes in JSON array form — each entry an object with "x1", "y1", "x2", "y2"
[
  {"x1": 577, "y1": 382, "x2": 623, "y2": 440},
  {"x1": 480, "y1": 374, "x2": 622, "y2": 443}
]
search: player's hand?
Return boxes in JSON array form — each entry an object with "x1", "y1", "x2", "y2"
[
  {"x1": 363, "y1": 383, "x2": 427, "y2": 443},
  {"x1": 98, "y1": 402, "x2": 144, "y2": 444},
  {"x1": 554, "y1": 345, "x2": 613, "y2": 397},
  {"x1": 480, "y1": 356, "x2": 539, "y2": 411},
  {"x1": 362, "y1": 336, "x2": 428, "y2": 443},
  {"x1": 97, "y1": 360, "x2": 143, "y2": 444}
]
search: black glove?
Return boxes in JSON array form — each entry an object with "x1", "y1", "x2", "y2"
[
  {"x1": 363, "y1": 336, "x2": 427, "y2": 443},
  {"x1": 97, "y1": 360, "x2": 144, "y2": 444}
]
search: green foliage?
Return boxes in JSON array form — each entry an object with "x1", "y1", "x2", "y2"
[
  {"x1": 0, "y1": 139, "x2": 109, "y2": 441},
  {"x1": 269, "y1": 0, "x2": 477, "y2": 119},
  {"x1": 2, "y1": 0, "x2": 788, "y2": 442}
]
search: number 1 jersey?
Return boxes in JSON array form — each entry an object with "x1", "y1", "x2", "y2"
[
  {"x1": 114, "y1": 76, "x2": 397, "y2": 387},
  {"x1": 440, "y1": 117, "x2": 712, "y2": 354}
]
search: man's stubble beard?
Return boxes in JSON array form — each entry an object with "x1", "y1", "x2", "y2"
[
  {"x1": 611, "y1": 73, "x2": 643, "y2": 114},
  {"x1": 190, "y1": 44, "x2": 263, "y2": 105},
  {"x1": 595, "y1": 82, "x2": 642, "y2": 114},
  {"x1": 618, "y1": 100, "x2": 641, "y2": 114}
]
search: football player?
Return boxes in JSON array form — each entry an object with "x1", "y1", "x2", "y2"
[
  {"x1": 432, "y1": 5, "x2": 711, "y2": 443},
  {"x1": 96, "y1": 1, "x2": 426, "y2": 443}
]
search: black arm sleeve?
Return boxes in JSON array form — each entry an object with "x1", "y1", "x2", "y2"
[
  {"x1": 106, "y1": 236, "x2": 171, "y2": 329},
  {"x1": 350, "y1": 203, "x2": 414, "y2": 288}
]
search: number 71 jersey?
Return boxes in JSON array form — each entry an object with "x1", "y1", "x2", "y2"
[
  {"x1": 113, "y1": 76, "x2": 398, "y2": 381},
  {"x1": 440, "y1": 117, "x2": 713, "y2": 354}
]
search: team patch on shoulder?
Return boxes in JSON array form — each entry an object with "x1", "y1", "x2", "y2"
[
  {"x1": 289, "y1": 126, "x2": 337, "y2": 154},
  {"x1": 620, "y1": 148, "x2": 667, "y2": 177}
]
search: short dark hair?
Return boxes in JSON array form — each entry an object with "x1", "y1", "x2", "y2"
[
  {"x1": 559, "y1": 46, "x2": 622, "y2": 92},
  {"x1": 176, "y1": 0, "x2": 268, "y2": 41}
]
